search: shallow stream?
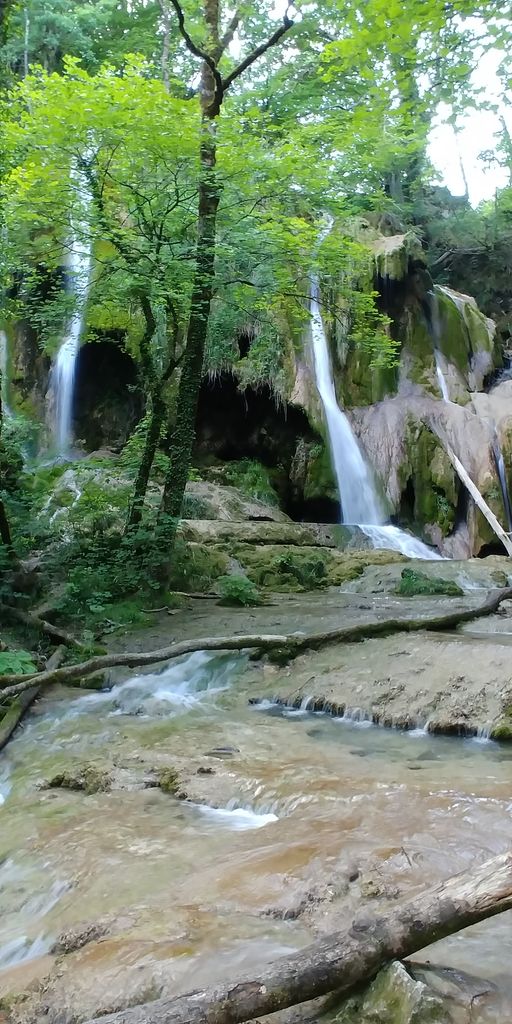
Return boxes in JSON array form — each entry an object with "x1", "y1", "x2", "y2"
[{"x1": 1, "y1": 647, "x2": 511, "y2": 1019}]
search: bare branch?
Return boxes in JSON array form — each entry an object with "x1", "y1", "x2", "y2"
[
  {"x1": 168, "y1": 0, "x2": 224, "y2": 108},
  {"x1": 217, "y1": 7, "x2": 241, "y2": 58},
  {"x1": 223, "y1": 8, "x2": 294, "y2": 91}
]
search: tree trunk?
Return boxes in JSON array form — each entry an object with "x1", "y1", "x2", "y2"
[
  {"x1": 160, "y1": 115, "x2": 220, "y2": 534},
  {"x1": 84, "y1": 851, "x2": 512, "y2": 1024},
  {"x1": 1, "y1": 587, "x2": 510, "y2": 696},
  {"x1": 125, "y1": 391, "x2": 166, "y2": 531},
  {"x1": 0, "y1": 496, "x2": 16, "y2": 558}
]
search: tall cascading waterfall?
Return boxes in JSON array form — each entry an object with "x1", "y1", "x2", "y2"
[
  {"x1": 309, "y1": 224, "x2": 440, "y2": 560},
  {"x1": 0, "y1": 329, "x2": 11, "y2": 417},
  {"x1": 49, "y1": 162, "x2": 93, "y2": 455}
]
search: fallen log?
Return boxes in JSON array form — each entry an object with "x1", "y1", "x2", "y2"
[
  {"x1": 0, "y1": 646, "x2": 65, "y2": 752},
  {"x1": 0, "y1": 587, "x2": 510, "y2": 698},
  {"x1": 0, "y1": 604, "x2": 85, "y2": 649},
  {"x1": 85, "y1": 851, "x2": 512, "y2": 1024}
]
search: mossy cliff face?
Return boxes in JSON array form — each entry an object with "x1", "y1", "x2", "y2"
[{"x1": 275, "y1": 219, "x2": 504, "y2": 556}]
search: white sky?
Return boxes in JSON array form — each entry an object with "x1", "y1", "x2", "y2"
[{"x1": 428, "y1": 45, "x2": 511, "y2": 206}]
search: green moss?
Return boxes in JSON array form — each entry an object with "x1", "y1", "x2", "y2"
[
  {"x1": 232, "y1": 543, "x2": 404, "y2": 592},
  {"x1": 168, "y1": 541, "x2": 229, "y2": 593},
  {"x1": 394, "y1": 568, "x2": 463, "y2": 597},
  {"x1": 490, "y1": 721, "x2": 512, "y2": 742},
  {"x1": 303, "y1": 442, "x2": 337, "y2": 502},
  {"x1": 216, "y1": 574, "x2": 263, "y2": 606},
  {"x1": 48, "y1": 765, "x2": 111, "y2": 794},
  {"x1": 158, "y1": 768, "x2": 181, "y2": 795}
]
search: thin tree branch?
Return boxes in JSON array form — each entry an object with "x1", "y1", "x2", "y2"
[
  {"x1": 168, "y1": 0, "x2": 224, "y2": 106},
  {"x1": 223, "y1": 8, "x2": 294, "y2": 90}
]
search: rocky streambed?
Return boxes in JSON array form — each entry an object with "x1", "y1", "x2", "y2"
[{"x1": 1, "y1": 563, "x2": 512, "y2": 1023}]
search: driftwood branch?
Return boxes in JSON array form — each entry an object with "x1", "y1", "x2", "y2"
[
  {"x1": 0, "y1": 588, "x2": 510, "y2": 698},
  {"x1": 85, "y1": 851, "x2": 512, "y2": 1024}
]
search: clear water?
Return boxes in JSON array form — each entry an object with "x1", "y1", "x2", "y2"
[{"x1": 0, "y1": 649, "x2": 511, "y2": 1021}]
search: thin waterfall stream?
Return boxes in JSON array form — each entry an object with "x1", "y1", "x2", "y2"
[
  {"x1": 310, "y1": 223, "x2": 440, "y2": 559},
  {"x1": 48, "y1": 161, "x2": 93, "y2": 456},
  {"x1": 426, "y1": 289, "x2": 512, "y2": 537},
  {"x1": 0, "y1": 328, "x2": 11, "y2": 417}
]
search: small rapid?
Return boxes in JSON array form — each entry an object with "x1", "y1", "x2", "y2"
[{"x1": 1, "y1": 638, "x2": 511, "y2": 1018}]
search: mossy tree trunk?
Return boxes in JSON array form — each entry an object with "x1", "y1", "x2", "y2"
[{"x1": 158, "y1": 0, "x2": 294, "y2": 556}]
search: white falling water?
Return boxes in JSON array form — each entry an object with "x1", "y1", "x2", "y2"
[
  {"x1": 427, "y1": 290, "x2": 450, "y2": 401},
  {"x1": 491, "y1": 432, "x2": 512, "y2": 532},
  {"x1": 0, "y1": 328, "x2": 11, "y2": 417},
  {"x1": 310, "y1": 225, "x2": 440, "y2": 560},
  {"x1": 49, "y1": 163, "x2": 93, "y2": 455},
  {"x1": 434, "y1": 351, "x2": 450, "y2": 402}
]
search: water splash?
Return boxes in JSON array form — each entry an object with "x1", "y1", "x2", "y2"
[
  {"x1": 193, "y1": 804, "x2": 278, "y2": 830},
  {"x1": 63, "y1": 651, "x2": 243, "y2": 721},
  {"x1": 309, "y1": 220, "x2": 440, "y2": 560},
  {"x1": 49, "y1": 161, "x2": 93, "y2": 455}
]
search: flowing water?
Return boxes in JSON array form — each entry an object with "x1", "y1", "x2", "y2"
[
  {"x1": 310, "y1": 235, "x2": 440, "y2": 559},
  {"x1": 49, "y1": 163, "x2": 93, "y2": 456},
  {"x1": 0, "y1": 328, "x2": 11, "y2": 416},
  {"x1": 491, "y1": 433, "x2": 512, "y2": 533},
  {"x1": 0, "y1": 649, "x2": 511, "y2": 1019}
]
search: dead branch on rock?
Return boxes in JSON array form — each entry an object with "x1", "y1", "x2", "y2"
[
  {"x1": 0, "y1": 587, "x2": 510, "y2": 699},
  {"x1": 84, "y1": 851, "x2": 512, "y2": 1024}
]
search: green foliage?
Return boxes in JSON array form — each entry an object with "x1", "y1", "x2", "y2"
[
  {"x1": 216, "y1": 574, "x2": 262, "y2": 607},
  {"x1": 0, "y1": 648, "x2": 37, "y2": 674},
  {"x1": 218, "y1": 459, "x2": 278, "y2": 507},
  {"x1": 394, "y1": 567, "x2": 463, "y2": 597},
  {"x1": 271, "y1": 551, "x2": 328, "y2": 590}
]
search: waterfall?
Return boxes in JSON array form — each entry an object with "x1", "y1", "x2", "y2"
[
  {"x1": 491, "y1": 433, "x2": 512, "y2": 533},
  {"x1": 426, "y1": 291, "x2": 450, "y2": 401},
  {"x1": 49, "y1": 162, "x2": 92, "y2": 455},
  {"x1": 309, "y1": 223, "x2": 440, "y2": 560},
  {"x1": 0, "y1": 329, "x2": 11, "y2": 417}
]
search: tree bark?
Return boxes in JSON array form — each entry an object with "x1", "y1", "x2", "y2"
[
  {"x1": 1, "y1": 587, "x2": 510, "y2": 697},
  {"x1": 125, "y1": 391, "x2": 167, "y2": 531},
  {"x1": 159, "y1": 115, "x2": 220, "y2": 532},
  {"x1": 84, "y1": 851, "x2": 512, "y2": 1024}
]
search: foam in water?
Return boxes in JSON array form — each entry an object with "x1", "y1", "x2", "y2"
[
  {"x1": 0, "y1": 934, "x2": 50, "y2": 971},
  {"x1": 49, "y1": 160, "x2": 93, "y2": 455},
  {"x1": 67, "y1": 651, "x2": 241, "y2": 720},
  {"x1": 310, "y1": 220, "x2": 441, "y2": 560},
  {"x1": 194, "y1": 803, "x2": 278, "y2": 830}
]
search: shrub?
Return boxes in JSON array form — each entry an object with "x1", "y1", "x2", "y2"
[{"x1": 216, "y1": 574, "x2": 262, "y2": 607}]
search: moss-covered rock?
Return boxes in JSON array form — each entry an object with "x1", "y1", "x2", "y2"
[
  {"x1": 334, "y1": 960, "x2": 445, "y2": 1023},
  {"x1": 47, "y1": 765, "x2": 112, "y2": 795},
  {"x1": 394, "y1": 568, "x2": 463, "y2": 597}
]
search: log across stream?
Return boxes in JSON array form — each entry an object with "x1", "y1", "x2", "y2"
[{"x1": 0, "y1": 594, "x2": 512, "y2": 1021}]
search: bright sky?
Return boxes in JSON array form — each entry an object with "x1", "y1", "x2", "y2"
[{"x1": 428, "y1": 44, "x2": 511, "y2": 206}]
